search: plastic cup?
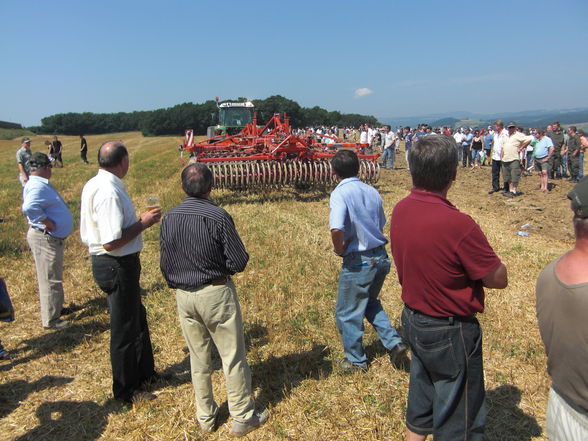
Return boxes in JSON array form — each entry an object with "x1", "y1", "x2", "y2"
[{"x1": 146, "y1": 196, "x2": 160, "y2": 210}]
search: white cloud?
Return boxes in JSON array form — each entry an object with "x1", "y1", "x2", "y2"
[{"x1": 354, "y1": 88, "x2": 374, "y2": 98}]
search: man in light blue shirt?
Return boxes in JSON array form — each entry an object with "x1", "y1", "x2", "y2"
[
  {"x1": 329, "y1": 150, "x2": 407, "y2": 372},
  {"x1": 22, "y1": 152, "x2": 74, "y2": 329},
  {"x1": 533, "y1": 128, "x2": 554, "y2": 192},
  {"x1": 463, "y1": 129, "x2": 474, "y2": 167}
]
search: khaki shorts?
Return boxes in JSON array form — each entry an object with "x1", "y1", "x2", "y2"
[
  {"x1": 502, "y1": 160, "x2": 521, "y2": 184},
  {"x1": 535, "y1": 158, "x2": 549, "y2": 172}
]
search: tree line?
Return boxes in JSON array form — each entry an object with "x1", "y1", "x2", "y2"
[{"x1": 30, "y1": 95, "x2": 380, "y2": 137}]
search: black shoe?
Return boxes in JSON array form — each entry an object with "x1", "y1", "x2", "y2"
[
  {"x1": 142, "y1": 371, "x2": 174, "y2": 387},
  {"x1": 131, "y1": 390, "x2": 157, "y2": 405},
  {"x1": 60, "y1": 303, "x2": 80, "y2": 316},
  {"x1": 389, "y1": 342, "x2": 409, "y2": 367},
  {"x1": 502, "y1": 192, "x2": 514, "y2": 198},
  {"x1": 513, "y1": 191, "x2": 523, "y2": 197},
  {"x1": 488, "y1": 189, "x2": 499, "y2": 194}
]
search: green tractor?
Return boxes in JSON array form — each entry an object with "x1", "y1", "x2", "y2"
[{"x1": 206, "y1": 99, "x2": 255, "y2": 138}]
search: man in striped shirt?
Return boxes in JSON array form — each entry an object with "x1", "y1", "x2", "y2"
[{"x1": 160, "y1": 163, "x2": 267, "y2": 437}]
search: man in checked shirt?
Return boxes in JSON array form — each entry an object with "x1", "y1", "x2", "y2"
[{"x1": 160, "y1": 163, "x2": 267, "y2": 437}]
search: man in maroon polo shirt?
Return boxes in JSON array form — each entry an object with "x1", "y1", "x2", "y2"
[{"x1": 389, "y1": 134, "x2": 508, "y2": 441}]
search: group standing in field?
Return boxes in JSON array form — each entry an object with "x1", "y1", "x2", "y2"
[{"x1": 6, "y1": 129, "x2": 588, "y2": 440}]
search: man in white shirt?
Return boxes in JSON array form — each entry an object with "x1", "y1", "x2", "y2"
[
  {"x1": 359, "y1": 125, "x2": 368, "y2": 144},
  {"x1": 382, "y1": 126, "x2": 397, "y2": 169},
  {"x1": 453, "y1": 129, "x2": 466, "y2": 166},
  {"x1": 488, "y1": 120, "x2": 509, "y2": 194},
  {"x1": 80, "y1": 140, "x2": 162, "y2": 405}
]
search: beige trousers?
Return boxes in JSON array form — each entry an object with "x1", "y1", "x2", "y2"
[
  {"x1": 26, "y1": 228, "x2": 65, "y2": 327},
  {"x1": 176, "y1": 280, "x2": 254, "y2": 426}
]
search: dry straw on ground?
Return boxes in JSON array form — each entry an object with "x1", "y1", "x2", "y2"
[{"x1": 0, "y1": 133, "x2": 573, "y2": 440}]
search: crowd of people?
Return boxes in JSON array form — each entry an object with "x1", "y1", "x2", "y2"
[
  {"x1": 303, "y1": 120, "x2": 588, "y2": 198},
  {"x1": 6, "y1": 129, "x2": 588, "y2": 440}
]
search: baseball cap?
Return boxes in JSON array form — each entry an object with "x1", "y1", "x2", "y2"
[
  {"x1": 567, "y1": 177, "x2": 588, "y2": 218},
  {"x1": 21, "y1": 137, "x2": 31, "y2": 143},
  {"x1": 28, "y1": 152, "x2": 52, "y2": 169},
  {"x1": 507, "y1": 121, "x2": 517, "y2": 128}
]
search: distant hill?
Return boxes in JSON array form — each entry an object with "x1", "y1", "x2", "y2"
[
  {"x1": 0, "y1": 127, "x2": 34, "y2": 140},
  {"x1": 0, "y1": 120, "x2": 23, "y2": 130},
  {"x1": 381, "y1": 107, "x2": 588, "y2": 129}
]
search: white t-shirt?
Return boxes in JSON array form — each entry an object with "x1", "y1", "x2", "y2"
[
  {"x1": 453, "y1": 132, "x2": 466, "y2": 144},
  {"x1": 384, "y1": 131, "x2": 397, "y2": 148},
  {"x1": 492, "y1": 129, "x2": 508, "y2": 161},
  {"x1": 360, "y1": 130, "x2": 368, "y2": 144},
  {"x1": 80, "y1": 169, "x2": 143, "y2": 256}
]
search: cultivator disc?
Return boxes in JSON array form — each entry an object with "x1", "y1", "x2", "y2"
[{"x1": 207, "y1": 159, "x2": 379, "y2": 189}]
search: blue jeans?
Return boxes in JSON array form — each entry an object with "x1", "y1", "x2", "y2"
[
  {"x1": 381, "y1": 147, "x2": 395, "y2": 169},
  {"x1": 402, "y1": 307, "x2": 485, "y2": 441},
  {"x1": 336, "y1": 246, "x2": 402, "y2": 367},
  {"x1": 580, "y1": 152, "x2": 585, "y2": 178}
]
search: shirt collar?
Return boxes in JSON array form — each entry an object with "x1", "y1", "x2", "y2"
[
  {"x1": 97, "y1": 168, "x2": 125, "y2": 190},
  {"x1": 335, "y1": 176, "x2": 360, "y2": 189},
  {"x1": 28, "y1": 175, "x2": 49, "y2": 184},
  {"x1": 184, "y1": 196, "x2": 217, "y2": 207},
  {"x1": 409, "y1": 188, "x2": 457, "y2": 209}
]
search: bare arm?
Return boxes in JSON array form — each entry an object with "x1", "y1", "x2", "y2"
[
  {"x1": 17, "y1": 163, "x2": 28, "y2": 181},
  {"x1": 519, "y1": 139, "x2": 532, "y2": 153},
  {"x1": 103, "y1": 209, "x2": 161, "y2": 252},
  {"x1": 330, "y1": 229, "x2": 346, "y2": 256},
  {"x1": 482, "y1": 263, "x2": 508, "y2": 289}
]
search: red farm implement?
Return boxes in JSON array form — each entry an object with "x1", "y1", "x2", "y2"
[{"x1": 183, "y1": 114, "x2": 380, "y2": 189}]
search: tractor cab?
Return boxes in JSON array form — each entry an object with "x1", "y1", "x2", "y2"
[{"x1": 207, "y1": 100, "x2": 255, "y2": 138}]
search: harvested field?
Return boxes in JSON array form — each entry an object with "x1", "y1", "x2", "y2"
[{"x1": 0, "y1": 133, "x2": 576, "y2": 440}]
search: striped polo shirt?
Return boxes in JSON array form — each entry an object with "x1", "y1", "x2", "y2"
[{"x1": 160, "y1": 196, "x2": 249, "y2": 290}]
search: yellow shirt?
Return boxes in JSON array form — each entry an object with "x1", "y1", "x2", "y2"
[{"x1": 502, "y1": 132, "x2": 533, "y2": 162}]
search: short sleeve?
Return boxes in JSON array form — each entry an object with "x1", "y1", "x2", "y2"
[
  {"x1": 95, "y1": 196, "x2": 125, "y2": 244},
  {"x1": 456, "y1": 222, "x2": 501, "y2": 281},
  {"x1": 329, "y1": 191, "x2": 347, "y2": 231}
]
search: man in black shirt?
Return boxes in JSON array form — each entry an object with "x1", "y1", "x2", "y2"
[
  {"x1": 52, "y1": 136, "x2": 63, "y2": 168},
  {"x1": 80, "y1": 135, "x2": 89, "y2": 164},
  {"x1": 160, "y1": 163, "x2": 268, "y2": 437}
]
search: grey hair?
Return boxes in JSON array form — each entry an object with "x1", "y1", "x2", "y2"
[{"x1": 408, "y1": 135, "x2": 458, "y2": 192}]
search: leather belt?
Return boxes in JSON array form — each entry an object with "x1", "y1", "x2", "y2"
[
  {"x1": 405, "y1": 305, "x2": 475, "y2": 325},
  {"x1": 209, "y1": 276, "x2": 228, "y2": 286}
]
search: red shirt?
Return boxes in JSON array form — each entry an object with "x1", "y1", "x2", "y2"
[{"x1": 390, "y1": 189, "x2": 501, "y2": 317}]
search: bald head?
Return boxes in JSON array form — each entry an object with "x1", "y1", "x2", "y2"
[{"x1": 98, "y1": 141, "x2": 128, "y2": 169}]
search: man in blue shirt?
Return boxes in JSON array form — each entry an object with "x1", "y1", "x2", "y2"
[
  {"x1": 22, "y1": 152, "x2": 74, "y2": 329},
  {"x1": 329, "y1": 150, "x2": 407, "y2": 372},
  {"x1": 483, "y1": 131, "x2": 494, "y2": 166},
  {"x1": 463, "y1": 129, "x2": 474, "y2": 167},
  {"x1": 533, "y1": 129, "x2": 554, "y2": 192}
]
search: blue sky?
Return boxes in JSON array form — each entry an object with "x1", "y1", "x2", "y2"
[{"x1": 1, "y1": 0, "x2": 587, "y2": 126}]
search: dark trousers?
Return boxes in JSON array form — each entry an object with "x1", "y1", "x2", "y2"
[
  {"x1": 548, "y1": 153, "x2": 561, "y2": 178},
  {"x1": 91, "y1": 253, "x2": 155, "y2": 402},
  {"x1": 81, "y1": 149, "x2": 88, "y2": 164},
  {"x1": 402, "y1": 307, "x2": 485, "y2": 441},
  {"x1": 491, "y1": 159, "x2": 507, "y2": 191},
  {"x1": 462, "y1": 145, "x2": 471, "y2": 167},
  {"x1": 569, "y1": 154, "x2": 580, "y2": 180}
]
